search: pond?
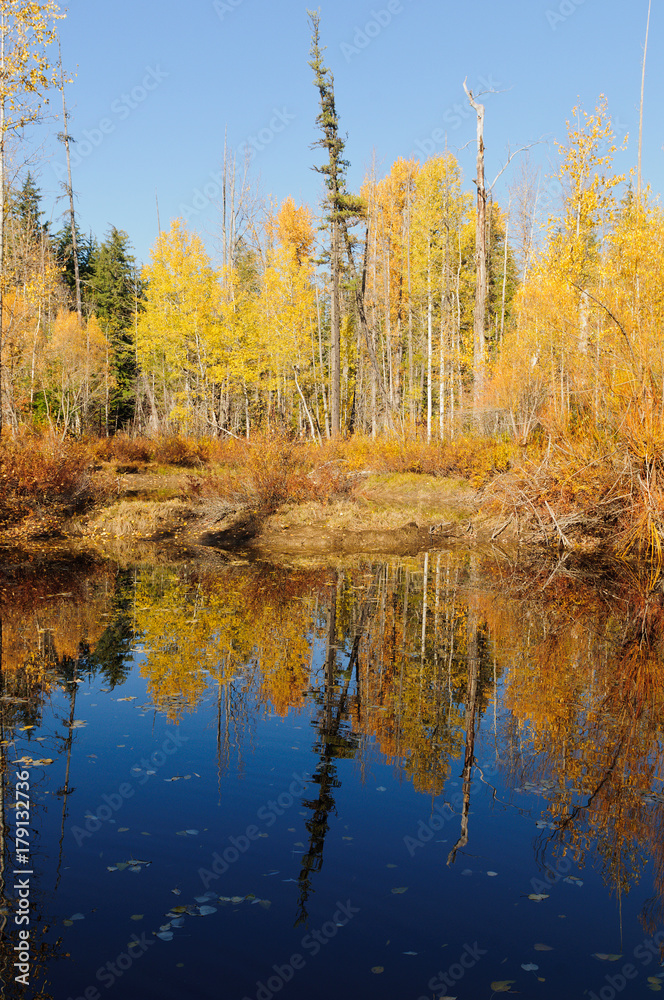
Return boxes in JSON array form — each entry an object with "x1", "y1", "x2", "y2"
[{"x1": 1, "y1": 548, "x2": 663, "y2": 999}]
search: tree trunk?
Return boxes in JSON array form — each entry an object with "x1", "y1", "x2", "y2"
[
  {"x1": 330, "y1": 217, "x2": 341, "y2": 435},
  {"x1": 464, "y1": 80, "x2": 487, "y2": 418}
]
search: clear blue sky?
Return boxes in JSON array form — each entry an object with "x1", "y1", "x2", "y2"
[{"x1": 29, "y1": 0, "x2": 663, "y2": 266}]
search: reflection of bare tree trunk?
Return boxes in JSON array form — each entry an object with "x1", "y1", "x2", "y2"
[
  {"x1": 0, "y1": 625, "x2": 6, "y2": 934},
  {"x1": 448, "y1": 563, "x2": 480, "y2": 866},
  {"x1": 55, "y1": 673, "x2": 78, "y2": 887}
]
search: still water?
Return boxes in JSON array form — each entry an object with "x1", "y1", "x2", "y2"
[{"x1": 1, "y1": 549, "x2": 663, "y2": 999}]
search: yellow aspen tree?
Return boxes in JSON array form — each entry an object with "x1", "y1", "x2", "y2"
[
  {"x1": 136, "y1": 219, "x2": 221, "y2": 434},
  {"x1": 0, "y1": 0, "x2": 63, "y2": 432},
  {"x1": 42, "y1": 311, "x2": 110, "y2": 434},
  {"x1": 260, "y1": 197, "x2": 317, "y2": 437}
]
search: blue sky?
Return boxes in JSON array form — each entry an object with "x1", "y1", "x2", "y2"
[{"x1": 27, "y1": 0, "x2": 663, "y2": 266}]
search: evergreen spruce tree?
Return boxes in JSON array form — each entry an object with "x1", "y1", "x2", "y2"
[
  {"x1": 9, "y1": 172, "x2": 48, "y2": 243},
  {"x1": 53, "y1": 223, "x2": 96, "y2": 310},
  {"x1": 89, "y1": 227, "x2": 140, "y2": 430},
  {"x1": 308, "y1": 10, "x2": 364, "y2": 436}
]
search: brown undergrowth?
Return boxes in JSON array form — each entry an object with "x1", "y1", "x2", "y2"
[
  {"x1": 486, "y1": 403, "x2": 664, "y2": 569},
  {"x1": 0, "y1": 431, "x2": 107, "y2": 538}
]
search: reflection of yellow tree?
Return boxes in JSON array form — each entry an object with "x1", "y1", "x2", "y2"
[
  {"x1": 0, "y1": 562, "x2": 115, "y2": 694},
  {"x1": 134, "y1": 567, "x2": 319, "y2": 722},
  {"x1": 481, "y1": 555, "x2": 664, "y2": 928}
]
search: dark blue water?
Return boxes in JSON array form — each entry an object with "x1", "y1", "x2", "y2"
[{"x1": 1, "y1": 553, "x2": 663, "y2": 1000}]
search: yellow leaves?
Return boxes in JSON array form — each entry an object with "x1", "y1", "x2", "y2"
[
  {"x1": 275, "y1": 197, "x2": 315, "y2": 266},
  {"x1": 0, "y1": 1, "x2": 64, "y2": 127}
]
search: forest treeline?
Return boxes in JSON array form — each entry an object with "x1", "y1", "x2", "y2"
[
  {"x1": 3, "y1": 4, "x2": 664, "y2": 560},
  {"x1": 3, "y1": 98, "x2": 661, "y2": 453}
]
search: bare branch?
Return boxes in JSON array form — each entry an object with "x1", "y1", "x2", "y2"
[{"x1": 489, "y1": 140, "x2": 546, "y2": 191}]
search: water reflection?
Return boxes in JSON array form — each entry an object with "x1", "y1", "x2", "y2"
[{"x1": 0, "y1": 549, "x2": 663, "y2": 992}]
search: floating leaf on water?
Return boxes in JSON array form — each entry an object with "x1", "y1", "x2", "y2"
[
  {"x1": 593, "y1": 954, "x2": 623, "y2": 962},
  {"x1": 563, "y1": 876, "x2": 583, "y2": 886},
  {"x1": 376, "y1": 787, "x2": 387, "y2": 792},
  {"x1": 230, "y1": 896, "x2": 245, "y2": 904},
  {"x1": 198, "y1": 905, "x2": 217, "y2": 916},
  {"x1": 391, "y1": 887, "x2": 408, "y2": 894},
  {"x1": 128, "y1": 865, "x2": 141, "y2": 872},
  {"x1": 487, "y1": 871, "x2": 498, "y2": 877},
  {"x1": 403, "y1": 950, "x2": 418, "y2": 955},
  {"x1": 185, "y1": 829, "x2": 199, "y2": 836},
  {"x1": 461, "y1": 869, "x2": 473, "y2": 876},
  {"x1": 257, "y1": 900, "x2": 271, "y2": 910},
  {"x1": 70, "y1": 913, "x2": 85, "y2": 921},
  {"x1": 521, "y1": 963, "x2": 539, "y2": 971},
  {"x1": 130, "y1": 914, "x2": 143, "y2": 921},
  {"x1": 106, "y1": 866, "x2": 118, "y2": 872},
  {"x1": 534, "y1": 943, "x2": 553, "y2": 951},
  {"x1": 490, "y1": 981, "x2": 516, "y2": 993},
  {"x1": 70, "y1": 720, "x2": 88, "y2": 728},
  {"x1": 371, "y1": 967, "x2": 384, "y2": 974},
  {"x1": 117, "y1": 697, "x2": 137, "y2": 702},
  {"x1": 170, "y1": 906, "x2": 187, "y2": 914},
  {"x1": 63, "y1": 919, "x2": 74, "y2": 927},
  {"x1": 156, "y1": 931, "x2": 173, "y2": 942},
  {"x1": 171, "y1": 918, "x2": 185, "y2": 928},
  {"x1": 118, "y1": 828, "x2": 130, "y2": 833},
  {"x1": 528, "y1": 894, "x2": 549, "y2": 902}
]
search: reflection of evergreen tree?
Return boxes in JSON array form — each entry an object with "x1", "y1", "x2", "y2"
[
  {"x1": 85, "y1": 571, "x2": 136, "y2": 689},
  {"x1": 296, "y1": 577, "x2": 359, "y2": 927}
]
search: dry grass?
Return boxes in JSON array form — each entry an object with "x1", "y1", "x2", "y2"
[{"x1": 0, "y1": 431, "x2": 104, "y2": 535}]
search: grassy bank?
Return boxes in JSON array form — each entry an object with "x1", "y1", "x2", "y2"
[{"x1": 1, "y1": 428, "x2": 661, "y2": 567}]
